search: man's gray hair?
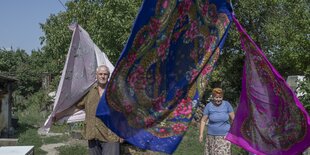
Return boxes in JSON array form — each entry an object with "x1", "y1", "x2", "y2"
[{"x1": 96, "y1": 65, "x2": 110, "y2": 74}]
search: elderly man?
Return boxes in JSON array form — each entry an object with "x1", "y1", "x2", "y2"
[{"x1": 53, "y1": 65, "x2": 122, "y2": 155}]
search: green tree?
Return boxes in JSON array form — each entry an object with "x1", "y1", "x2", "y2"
[
  {"x1": 208, "y1": 0, "x2": 310, "y2": 108},
  {"x1": 14, "y1": 50, "x2": 46, "y2": 96},
  {"x1": 0, "y1": 48, "x2": 29, "y2": 73},
  {"x1": 2, "y1": 0, "x2": 308, "y2": 112},
  {"x1": 232, "y1": 0, "x2": 310, "y2": 76},
  {"x1": 0, "y1": 47, "x2": 50, "y2": 97},
  {"x1": 39, "y1": 0, "x2": 142, "y2": 81}
]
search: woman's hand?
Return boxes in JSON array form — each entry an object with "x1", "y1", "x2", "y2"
[
  {"x1": 199, "y1": 116, "x2": 208, "y2": 143},
  {"x1": 199, "y1": 134, "x2": 204, "y2": 143}
]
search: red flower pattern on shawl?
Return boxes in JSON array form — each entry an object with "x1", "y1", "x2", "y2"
[
  {"x1": 149, "y1": 18, "x2": 161, "y2": 37},
  {"x1": 172, "y1": 123, "x2": 188, "y2": 134},
  {"x1": 128, "y1": 66, "x2": 146, "y2": 90},
  {"x1": 174, "y1": 97, "x2": 192, "y2": 117},
  {"x1": 152, "y1": 95, "x2": 166, "y2": 111},
  {"x1": 157, "y1": 39, "x2": 170, "y2": 61},
  {"x1": 185, "y1": 20, "x2": 198, "y2": 40},
  {"x1": 178, "y1": 0, "x2": 192, "y2": 16}
]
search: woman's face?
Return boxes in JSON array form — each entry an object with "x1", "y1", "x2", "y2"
[{"x1": 212, "y1": 94, "x2": 223, "y2": 105}]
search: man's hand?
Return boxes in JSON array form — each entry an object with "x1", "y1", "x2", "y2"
[{"x1": 52, "y1": 114, "x2": 60, "y2": 123}]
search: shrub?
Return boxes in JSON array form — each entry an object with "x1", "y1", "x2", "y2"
[
  {"x1": 17, "y1": 128, "x2": 47, "y2": 154},
  {"x1": 16, "y1": 90, "x2": 50, "y2": 127}
]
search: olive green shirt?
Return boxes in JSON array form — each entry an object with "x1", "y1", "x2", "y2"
[{"x1": 77, "y1": 84, "x2": 120, "y2": 142}]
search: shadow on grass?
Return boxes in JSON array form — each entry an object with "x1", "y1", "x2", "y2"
[{"x1": 14, "y1": 123, "x2": 36, "y2": 138}]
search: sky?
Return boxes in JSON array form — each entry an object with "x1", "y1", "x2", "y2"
[{"x1": 0, "y1": 0, "x2": 68, "y2": 54}]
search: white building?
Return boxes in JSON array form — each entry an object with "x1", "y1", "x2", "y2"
[{"x1": 286, "y1": 75, "x2": 306, "y2": 97}]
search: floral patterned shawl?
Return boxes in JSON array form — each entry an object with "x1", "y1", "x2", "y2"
[
  {"x1": 225, "y1": 15, "x2": 310, "y2": 155},
  {"x1": 96, "y1": 0, "x2": 233, "y2": 154}
]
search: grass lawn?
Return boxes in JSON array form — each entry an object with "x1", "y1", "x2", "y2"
[
  {"x1": 15, "y1": 122, "x2": 247, "y2": 155},
  {"x1": 16, "y1": 124, "x2": 95, "y2": 155},
  {"x1": 174, "y1": 125, "x2": 204, "y2": 155},
  {"x1": 174, "y1": 124, "x2": 247, "y2": 155},
  {"x1": 57, "y1": 144, "x2": 88, "y2": 155}
]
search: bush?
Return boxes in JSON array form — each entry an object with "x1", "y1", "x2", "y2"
[
  {"x1": 16, "y1": 90, "x2": 50, "y2": 127},
  {"x1": 17, "y1": 104, "x2": 49, "y2": 127},
  {"x1": 17, "y1": 128, "x2": 47, "y2": 155}
]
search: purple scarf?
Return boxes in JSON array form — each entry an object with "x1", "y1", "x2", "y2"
[{"x1": 226, "y1": 15, "x2": 310, "y2": 155}]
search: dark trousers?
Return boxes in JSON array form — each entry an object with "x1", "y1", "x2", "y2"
[{"x1": 88, "y1": 139, "x2": 120, "y2": 155}]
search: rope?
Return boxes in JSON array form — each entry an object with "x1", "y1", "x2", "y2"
[{"x1": 57, "y1": 0, "x2": 67, "y2": 10}]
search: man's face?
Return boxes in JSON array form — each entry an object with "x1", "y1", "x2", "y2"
[{"x1": 96, "y1": 67, "x2": 109, "y2": 85}]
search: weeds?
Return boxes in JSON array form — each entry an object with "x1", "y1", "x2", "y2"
[{"x1": 57, "y1": 144, "x2": 88, "y2": 155}]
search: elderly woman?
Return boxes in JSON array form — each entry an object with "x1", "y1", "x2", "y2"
[{"x1": 199, "y1": 88, "x2": 235, "y2": 155}]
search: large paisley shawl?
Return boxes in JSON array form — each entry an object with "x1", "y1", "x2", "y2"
[
  {"x1": 226, "y1": 16, "x2": 310, "y2": 155},
  {"x1": 96, "y1": 0, "x2": 233, "y2": 153}
]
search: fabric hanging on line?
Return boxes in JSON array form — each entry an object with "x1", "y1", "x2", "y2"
[
  {"x1": 42, "y1": 23, "x2": 114, "y2": 132},
  {"x1": 96, "y1": 0, "x2": 233, "y2": 154},
  {"x1": 96, "y1": 0, "x2": 310, "y2": 154},
  {"x1": 225, "y1": 15, "x2": 310, "y2": 155}
]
